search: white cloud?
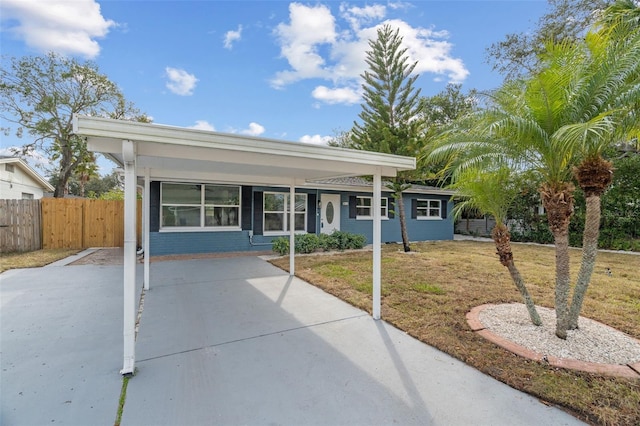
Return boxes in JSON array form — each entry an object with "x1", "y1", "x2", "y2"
[
  {"x1": 271, "y1": 4, "x2": 469, "y2": 104},
  {"x1": 312, "y1": 85, "x2": 360, "y2": 105},
  {"x1": 165, "y1": 67, "x2": 198, "y2": 96},
  {"x1": 0, "y1": 0, "x2": 115, "y2": 58},
  {"x1": 240, "y1": 122, "x2": 265, "y2": 136},
  {"x1": 190, "y1": 120, "x2": 215, "y2": 131},
  {"x1": 271, "y1": 3, "x2": 337, "y2": 88},
  {"x1": 340, "y1": 4, "x2": 386, "y2": 30},
  {"x1": 223, "y1": 25, "x2": 242, "y2": 49},
  {"x1": 299, "y1": 134, "x2": 332, "y2": 145}
]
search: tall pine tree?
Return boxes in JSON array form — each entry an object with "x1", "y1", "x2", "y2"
[{"x1": 351, "y1": 24, "x2": 424, "y2": 252}]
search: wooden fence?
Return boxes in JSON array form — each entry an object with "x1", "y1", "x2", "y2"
[
  {"x1": 41, "y1": 198, "x2": 141, "y2": 249},
  {"x1": 0, "y1": 199, "x2": 42, "y2": 253},
  {"x1": 1, "y1": 198, "x2": 141, "y2": 252}
]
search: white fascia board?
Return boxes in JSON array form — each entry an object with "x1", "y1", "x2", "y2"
[
  {"x1": 146, "y1": 169, "x2": 309, "y2": 187},
  {"x1": 73, "y1": 115, "x2": 416, "y2": 172}
]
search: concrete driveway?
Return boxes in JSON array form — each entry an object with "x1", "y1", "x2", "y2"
[{"x1": 1, "y1": 252, "x2": 585, "y2": 425}]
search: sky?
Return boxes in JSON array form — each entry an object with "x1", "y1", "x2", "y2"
[{"x1": 0, "y1": 0, "x2": 549, "y2": 175}]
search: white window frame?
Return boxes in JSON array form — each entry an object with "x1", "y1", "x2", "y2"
[
  {"x1": 160, "y1": 182, "x2": 241, "y2": 232},
  {"x1": 263, "y1": 192, "x2": 307, "y2": 235},
  {"x1": 356, "y1": 196, "x2": 388, "y2": 220},
  {"x1": 416, "y1": 199, "x2": 442, "y2": 220}
]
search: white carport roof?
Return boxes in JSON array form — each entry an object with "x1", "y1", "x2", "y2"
[
  {"x1": 72, "y1": 116, "x2": 415, "y2": 185},
  {"x1": 72, "y1": 115, "x2": 416, "y2": 376}
]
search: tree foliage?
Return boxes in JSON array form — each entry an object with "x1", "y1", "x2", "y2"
[
  {"x1": 0, "y1": 52, "x2": 149, "y2": 197},
  {"x1": 350, "y1": 24, "x2": 425, "y2": 252},
  {"x1": 486, "y1": 0, "x2": 611, "y2": 79}
]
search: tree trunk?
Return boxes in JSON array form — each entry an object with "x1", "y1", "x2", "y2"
[
  {"x1": 492, "y1": 223, "x2": 541, "y2": 326},
  {"x1": 540, "y1": 182, "x2": 575, "y2": 339},
  {"x1": 568, "y1": 195, "x2": 600, "y2": 329},
  {"x1": 568, "y1": 157, "x2": 613, "y2": 329},
  {"x1": 397, "y1": 192, "x2": 411, "y2": 252},
  {"x1": 552, "y1": 232, "x2": 571, "y2": 339}
]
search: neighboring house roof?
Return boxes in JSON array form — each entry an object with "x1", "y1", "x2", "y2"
[
  {"x1": 0, "y1": 156, "x2": 54, "y2": 192},
  {"x1": 308, "y1": 176, "x2": 456, "y2": 196}
]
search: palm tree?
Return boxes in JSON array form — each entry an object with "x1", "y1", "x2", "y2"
[
  {"x1": 566, "y1": 2, "x2": 640, "y2": 329},
  {"x1": 431, "y1": 0, "x2": 640, "y2": 339},
  {"x1": 449, "y1": 167, "x2": 542, "y2": 325}
]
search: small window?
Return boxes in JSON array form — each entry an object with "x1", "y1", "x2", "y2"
[
  {"x1": 5, "y1": 164, "x2": 15, "y2": 173},
  {"x1": 22, "y1": 193, "x2": 34, "y2": 199},
  {"x1": 356, "y1": 196, "x2": 388, "y2": 219},
  {"x1": 264, "y1": 192, "x2": 307, "y2": 233},
  {"x1": 416, "y1": 199, "x2": 441, "y2": 219}
]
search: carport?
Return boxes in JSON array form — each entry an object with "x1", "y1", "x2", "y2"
[{"x1": 72, "y1": 115, "x2": 416, "y2": 375}]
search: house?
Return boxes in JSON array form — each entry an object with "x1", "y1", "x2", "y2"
[
  {"x1": 0, "y1": 156, "x2": 54, "y2": 199},
  {"x1": 147, "y1": 176, "x2": 455, "y2": 256},
  {"x1": 72, "y1": 115, "x2": 452, "y2": 375}
]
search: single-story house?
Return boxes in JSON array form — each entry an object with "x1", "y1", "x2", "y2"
[
  {"x1": 0, "y1": 156, "x2": 54, "y2": 199},
  {"x1": 147, "y1": 176, "x2": 454, "y2": 256},
  {"x1": 72, "y1": 115, "x2": 453, "y2": 375}
]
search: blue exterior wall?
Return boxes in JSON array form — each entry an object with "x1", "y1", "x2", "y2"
[
  {"x1": 338, "y1": 192, "x2": 454, "y2": 244},
  {"x1": 148, "y1": 182, "x2": 453, "y2": 255}
]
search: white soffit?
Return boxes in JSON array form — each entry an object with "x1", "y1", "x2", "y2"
[{"x1": 72, "y1": 115, "x2": 416, "y2": 182}]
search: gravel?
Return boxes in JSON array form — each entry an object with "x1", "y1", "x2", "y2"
[{"x1": 478, "y1": 303, "x2": 640, "y2": 365}]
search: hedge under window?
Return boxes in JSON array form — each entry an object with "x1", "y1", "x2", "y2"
[
  {"x1": 161, "y1": 183, "x2": 240, "y2": 229},
  {"x1": 264, "y1": 192, "x2": 307, "y2": 233}
]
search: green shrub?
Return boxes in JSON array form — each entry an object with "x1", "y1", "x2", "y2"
[
  {"x1": 272, "y1": 237, "x2": 289, "y2": 256},
  {"x1": 272, "y1": 231, "x2": 367, "y2": 255}
]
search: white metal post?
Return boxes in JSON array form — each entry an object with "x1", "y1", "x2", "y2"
[
  {"x1": 372, "y1": 172, "x2": 382, "y2": 319},
  {"x1": 143, "y1": 168, "x2": 150, "y2": 291},
  {"x1": 289, "y1": 181, "x2": 295, "y2": 276},
  {"x1": 121, "y1": 140, "x2": 137, "y2": 375}
]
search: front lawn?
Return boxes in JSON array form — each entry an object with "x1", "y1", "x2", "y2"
[
  {"x1": 270, "y1": 240, "x2": 640, "y2": 426},
  {"x1": 0, "y1": 249, "x2": 81, "y2": 273}
]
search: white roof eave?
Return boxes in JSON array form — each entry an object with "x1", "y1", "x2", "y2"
[{"x1": 72, "y1": 116, "x2": 416, "y2": 178}]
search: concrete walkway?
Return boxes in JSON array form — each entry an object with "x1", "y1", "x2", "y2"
[{"x1": 1, "y1": 254, "x2": 585, "y2": 425}]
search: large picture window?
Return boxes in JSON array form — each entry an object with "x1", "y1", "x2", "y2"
[
  {"x1": 416, "y1": 199, "x2": 441, "y2": 219},
  {"x1": 161, "y1": 183, "x2": 240, "y2": 229},
  {"x1": 264, "y1": 192, "x2": 307, "y2": 233},
  {"x1": 356, "y1": 196, "x2": 388, "y2": 219}
]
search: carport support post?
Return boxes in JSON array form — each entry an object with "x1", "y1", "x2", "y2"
[
  {"x1": 372, "y1": 172, "x2": 382, "y2": 319},
  {"x1": 289, "y1": 181, "x2": 295, "y2": 276},
  {"x1": 143, "y1": 168, "x2": 150, "y2": 291},
  {"x1": 121, "y1": 140, "x2": 137, "y2": 375}
]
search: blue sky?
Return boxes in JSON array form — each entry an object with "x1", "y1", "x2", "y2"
[{"x1": 1, "y1": 0, "x2": 548, "y2": 174}]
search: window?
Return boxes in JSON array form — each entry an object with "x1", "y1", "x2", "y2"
[
  {"x1": 161, "y1": 182, "x2": 240, "y2": 229},
  {"x1": 356, "y1": 196, "x2": 388, "y2": 219},
  {"x1": 264, "y1": 192, "x2": 307, "y2": 233},
  {"x1": 22, "y1": 193, "x2": 34, "y2": 199},
  {"x1": 416, "y1": 199, "x2": 441, "y2": 219},
  {"x1": 5, "y1": 164, "x2": 15, "y2": 173}
]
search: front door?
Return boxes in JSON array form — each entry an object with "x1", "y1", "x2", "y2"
[{"x1": 321, "y1": 194, "x2": 340, "y2": 234}]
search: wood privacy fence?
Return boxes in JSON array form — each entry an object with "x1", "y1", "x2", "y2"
[
  {"x1": 1, "y1": 198, "x2": 141, "y2": 252},
  {"x1": 0, "y1": 199, "x2": 42, "y2": 253}
]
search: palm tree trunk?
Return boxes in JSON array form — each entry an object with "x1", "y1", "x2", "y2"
[
  {"x1": 552, "y1": 232, "x2": 571, "y2": 339},
  {"x1": 540, "y1": 182, "x2": 575, "y2": 339},
  {"x1": 569, "y1": 157, "x2": 613, "y2": 329},
  {"x1": 568, "y1": 195, "x2": 601, "y2": 329},
  {"x1": 397, "y1": 191, "x2": 411, "y2": 252},
  {"x1": 492, "y1": 223, "x2": 542, "y2": 325}
]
